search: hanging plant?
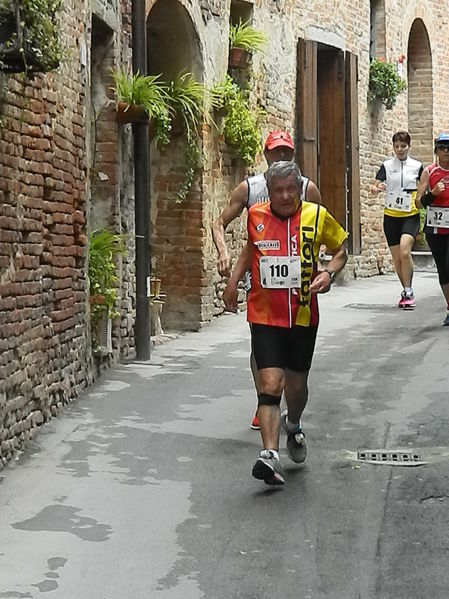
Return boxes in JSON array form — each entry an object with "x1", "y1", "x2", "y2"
[
  {"x1": 368, "y1": 58, "x2": 406, "y2": 110},
  {"x1": 112, "y1": 68, "x2": 171, "y2": 144},
  {"x1": 228, "y1": 20, "x2": 267, "y2": 70},
  {"x1": 165, "y1": 72, "x2": 206, "y2": 202},
  {"x1": 0, "y1": 0, "x2": 63, "y2": 73},
  {"x1": 211, "y1": 75, "x2": 265, "y2": 166}
]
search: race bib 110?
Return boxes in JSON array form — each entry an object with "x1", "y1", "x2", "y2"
[{"x1": 259, "y1": 256, "x2": 301, "y2": 288}]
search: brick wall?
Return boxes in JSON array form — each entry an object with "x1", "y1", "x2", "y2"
[
  {"x1": 0, "y1": 3, "x2": 89, "y2": 464},
  {"x1": 0, "y1": 0, "x2": 132, "y2": 466}
]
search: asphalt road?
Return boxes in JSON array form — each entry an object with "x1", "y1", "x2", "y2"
[{"x1": 1, "y1": 272, "x2": 448, "y2": 599}]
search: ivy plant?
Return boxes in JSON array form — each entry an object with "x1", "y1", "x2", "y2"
[
  {"x1": 368, "y1": 58, "x2": 406, "y2": 110},
  {"x1": 0, "y1": 0, "x2": 63, "y2": 72},
  {"x1": 211, "y1": 75, "x2": 265, "y2": 166}
]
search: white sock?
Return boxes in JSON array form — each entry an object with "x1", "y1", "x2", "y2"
[
  {"x1": 261, "y1": 449, "x2": 280, "y2": 460},
  {"x1": 405, "y1": 287, "x2": 413, "y2": 296}
]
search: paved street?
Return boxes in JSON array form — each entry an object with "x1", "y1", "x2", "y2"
[{"x1": 1, "y1": 272, "x2": 449, "y2": 599}]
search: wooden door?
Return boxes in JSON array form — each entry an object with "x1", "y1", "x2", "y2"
[
  {"x1": 345, "y1": 52, "x2": 361, "y2": 254},
  {"x1": 296, "y1": 38, "x2": 318, "y2": 183},
  {"x1": 296, "y1": 39, "x2": 361, "y2": 251},
  {"x1": 317, "y1": 48, "x2": 346, "y2": 226}
]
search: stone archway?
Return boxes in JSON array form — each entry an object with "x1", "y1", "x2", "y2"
[
  {"x1": 147, "y1": 0, "x2": 205, "y2": 332},
  {"x1": 407, "y1": 19, "x2": 433, "y2": 164}
]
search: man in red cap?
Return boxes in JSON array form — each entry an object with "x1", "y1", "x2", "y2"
[{"x1": 212, "y1": 130, "x2": 321, "y2": 429}]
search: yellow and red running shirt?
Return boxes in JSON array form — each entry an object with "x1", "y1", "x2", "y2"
[{"x1": 247, "y1": 201, "x2": 347, "y2": 328}]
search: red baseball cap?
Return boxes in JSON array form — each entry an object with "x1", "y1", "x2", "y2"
[{"x1": 264, "y1": 130, "x2": 295, "y2": 151}]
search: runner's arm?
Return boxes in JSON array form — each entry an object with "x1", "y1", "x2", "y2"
[
  {"x1": 212, "y1": 181, "x2": 248, "y2": 278},
  {"x1": 416, "y1": 168, "x2": 446, "y2": 207},
  {"x1": 374, "y1": 164, "x2": 387, "y2": 192},
  {"x1": 305, "y1": 180, "x2": 322, "y2": 204},
  {"x1": 415, "y1": 168, "x2": 430, "y2": 208},
  {"x1": 222, "y1": 242, "x2": 253, "y2": 312},
  {"x1": 309, "y1": 241, "x2": 348, "y2": 294}
]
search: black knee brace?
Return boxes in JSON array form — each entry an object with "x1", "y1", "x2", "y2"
[{"x1": 258, "y1": 393, "x2": 281, "y2": 406}]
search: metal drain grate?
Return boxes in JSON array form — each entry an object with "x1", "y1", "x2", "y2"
[{"x1": 357, "y1": 450, "x2": 423, "y2": 465}]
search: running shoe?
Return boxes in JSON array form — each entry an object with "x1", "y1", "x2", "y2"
[
  {"x1": 252, "y1": 450, "x2": 285, "y2": 485},
  {"x1": 401, "y1": 292, "x2": 415, "y2": 309},
  {"x1": 398, "y1": 291, "x2": 407, "y2": 308},
  {"x1": 281, "y1": 410, "x2": 307, "y2": 463},
  {"x1": 251, "y1": 413, "x2": 260, "y2": 430},
  {"x1": 443, "y1": 314, "x2": 449, "y2": 326}
]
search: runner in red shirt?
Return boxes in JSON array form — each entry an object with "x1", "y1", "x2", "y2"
[
  {"x1": 223, "y1": 161, "x2": 348, "y2": 486},
  {"x1": 417, "y1": 133, "x2": 449, "y2": 325}
]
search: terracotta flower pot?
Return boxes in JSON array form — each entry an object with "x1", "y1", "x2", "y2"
[
  {"x1": 116, "y1": 101, "x2": 149, "y2": 124},
  {"x1": 228, "y1": 47, "x2": 251, "y2": 69}
]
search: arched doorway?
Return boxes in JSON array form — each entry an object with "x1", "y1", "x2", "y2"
[
  {"x1": 147, "y1": 0, "x2": 204, "y2": 332},
  {"x1": 407, "y1": 19, "x2": 433, "y2": 164}
]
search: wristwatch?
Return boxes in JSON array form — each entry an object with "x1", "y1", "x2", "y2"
[{"x1": 324, "y1": 269, "x2": 335, "y2": 284}]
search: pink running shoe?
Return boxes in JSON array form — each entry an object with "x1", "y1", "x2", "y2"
[{"x1": 399, "y1": 291, "x2": 415, "y2": 309}]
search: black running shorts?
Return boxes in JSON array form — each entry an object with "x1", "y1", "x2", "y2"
[
  {"x1": 251, "y1": 323, "x2": 318, "y2": 373},
  {"x1": 383, "y1": 214, "x2": 420, "y2": 247}
]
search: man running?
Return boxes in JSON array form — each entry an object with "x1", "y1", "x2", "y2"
[
  {"x1": 223, "y1": 161, "x2": 347, "y2": 486},
  {"x1": 212, "y1": 130, "x2": 321, "y2": 429}
]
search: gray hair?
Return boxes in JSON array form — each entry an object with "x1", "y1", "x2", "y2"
[{"x1": 266, "y1": 161, "x2": 303, "y2": 191}]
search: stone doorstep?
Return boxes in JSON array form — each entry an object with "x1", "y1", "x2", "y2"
[{"x1": 411, "y1": 250, "x2": 436, "y2": 271}]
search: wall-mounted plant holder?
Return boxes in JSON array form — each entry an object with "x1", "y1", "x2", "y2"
[
  {"x1": 116, "y1": 101, "x2": 149, "y2": 124},
  {"x1": 228, "y1": 47, "x2": 250, "y2": 69}
]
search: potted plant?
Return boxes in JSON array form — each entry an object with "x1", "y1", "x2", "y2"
[
  {"x1": 212, "y1": 75, "x2": 265, "y2": 166},
  {"x1": 368, "y1": 58, "x2": 406, "y2": 110},
  {"x1": 165, "y1": 72, "x2": 206, "y2": 202},
  {"x1": 112, "y1": 68, "x2": 171, "y2": 142},
  {"x1": 88, "y1": 229, "x2": 127, "y2": 352},
  {"x1": 228, "y1": 20, "x2": 267, "y2": 69},
  {"x1": 0, "y1": 0, "x2": 63, "y2": 73}
]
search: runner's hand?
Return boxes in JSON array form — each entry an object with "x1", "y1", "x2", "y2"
[
  {"x1": 223, "y1": 281, "x2": 238, "y2": 312},
  {"x1": 309, "y1": 271, "x2": 332, "y2": 294},
  {"x1": 217, "y1": 253, "x2": 231, "y2": 278},
  {"x1": 431, "y1": 180, "x2": 445, "y2": 196}
]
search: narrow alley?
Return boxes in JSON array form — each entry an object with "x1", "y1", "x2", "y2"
[{"x1": 1, "y1": 272, "x2": 448, "y2": 599}]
